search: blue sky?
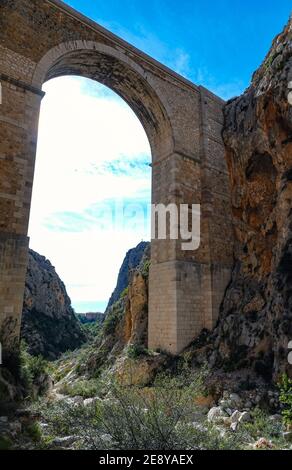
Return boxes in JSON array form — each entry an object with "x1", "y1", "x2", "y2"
[
  {"x1": 64, "y1": 0, "x2": 292, "y2": 99},
  {"x1": 28, "y1": 1, "x2": 291, "y2": 313}
]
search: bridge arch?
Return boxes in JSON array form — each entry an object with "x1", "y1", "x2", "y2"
[
  {"x1": 0, "y1": 0, "x2": 234, "y2": 358},
  {"x1": 32, "y1": 40, "x2": 174, "y2": 162}
]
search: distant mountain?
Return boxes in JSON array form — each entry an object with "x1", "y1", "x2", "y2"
[
  {"x1": 21, "y1": 249, "x2": 86, "y2": 360},
  {"x1": 106, "y1": 241, "x2": 150, "y2": 310},
  {"x1": 77, "y1": 312, "x2": 105, "y2": 324}
]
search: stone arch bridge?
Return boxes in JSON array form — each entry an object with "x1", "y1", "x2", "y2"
[{"x1": 0, "y1": 0, "x2": 233, "y2": 356}]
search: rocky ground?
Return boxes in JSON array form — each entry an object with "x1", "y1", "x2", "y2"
[
  {"x1": 1, "y1": 234, "x2": 292, "y2": 450},
  {"x1": 0, "y1": 351, "x2": 291, "y2": 450}
]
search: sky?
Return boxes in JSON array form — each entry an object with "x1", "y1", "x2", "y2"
[
  {"x1": 64, "y1": 0, "x2": 292, "y2": 99},
  {"x1": 28, "y1": 78, "x2": 151, "y2": 313},
  {"x1": 28, "y1": 1, "x2": 292, "y2": 313}
]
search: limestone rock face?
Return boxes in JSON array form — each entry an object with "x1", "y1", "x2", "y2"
[
  {"x1": 106, "y1": 241, "x2": 150, "y2": 310},
  {"x1": 107, "y1": 242, "x2": 150, "y2": 350},
  {"x1": 124, "y1": 271, "x2": 148, "y2": 345},
  {"x1": 213, "y1": 18, "x2": 292, "y2": 380},
  {"x1": 21, "y1": 249, "x2": 86, "y2": 359},
  {"x1": 83, "y1": 243, "x2": 150, "y2": 377}
]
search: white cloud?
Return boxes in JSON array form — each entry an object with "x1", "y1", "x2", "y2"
[
  {"x1": 171, "y1": 49, "x2": 191, "y2": 77},
  {"x1": 92, "y1": 19, "x2": 192, "y2": 80},
  {"x1": 28, "y1": 76, "x2": 151, "y2": 312},
  {"x1": 29, "y1": 227, "x2": 148, "y2": 309}
]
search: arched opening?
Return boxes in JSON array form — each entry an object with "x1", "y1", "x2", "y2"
[
  {"x1": 32, "y1": 41, "x2": 174, "y2": 162},
  {"x1": 28, "y1": 74, "x2": 152, "y2": 315},
  {"x1": 27, "y1": 41, "x2": 174, "y2": 320}
]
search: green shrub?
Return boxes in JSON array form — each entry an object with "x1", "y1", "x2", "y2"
[
  {"x1": 126, "y1": 344, "x2": 150, "y2": 359},
  {"x1": 35, "y1": 374, "x2": 243, "y2": 450},
  {"x1": 24, "y1": 422, "x2": 42, "y2": 443},
  {"x1": 102, "y1": 302, "x2": 124, "y2": 336},
  {"x1": 102, "y1": 314, "x2": 117, "y2": 336},
  {"x1": 20, "y1": 341, "x2": 50, "y2": 393},
  {"x1": 240, "y1": 407, "x2": 283, "y2": 441},
  {"x1": 96, "y1": 379, "x2": 201, "y2": 450},
  {"x1": 279, "y1": 374, "x2": 292, "y2": 426},
  {"x1": 120, "y1": 287, "x2": 129, "y2": 299},
  {"x1": 0, "y1": 435, "x2": 13, "y2": 450},
  {"x1": 141, "y1": 260, "x2": 151, "y2": 278},
  {"x1": 82, "y1": 321, "x2": 101, "y2": 339},
  {"x1": 53, "y1": 362, "x2": 74, "y2": 382},
  {"x1": 59, "y1": 379, "x2": 101, "y2": 398}
]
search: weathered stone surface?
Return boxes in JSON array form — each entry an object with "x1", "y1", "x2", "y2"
[
  {"x1": 51, "y1": 435, "x2": 79, "y2": 447},
  {"x1": 207, "y1": 406, "x2": 228, "y2": 423},
  {"x1": 21, "y1": 249, "x2": 86, "y2": 359},
  {"x1": 114, "y1": 353, "x2": 168, "y2": 387},
  {"x1": 107, "y1": 242, "x2": 149, "y2": 310},
  {"x1": 230, "y1": 410, "x2": 241, "y2": 423},
  {"x1": 238, "y1": 411, "x2": 252, "y2": 423},
  {"x1": 124, "y1": 244, "x2": 150, "y2": 346},
  {"x1": 81, "y1": 243, "x2": 150, "y2": 376},
  {"x1": 83, "y1": 397, "x2": 101, "y2": 407},
  {"x1": 230, "y1": 422, "x2": 238, "y2": 432},
  {"x1": 229, "y1": 393, "x2": 242, "y2": 408},
  {"x1": 209, "y1": 17, "x2": 292, "y2": 380},
  {"x1": 283, "y1": 431, "x2": 292, "y2": 442}
]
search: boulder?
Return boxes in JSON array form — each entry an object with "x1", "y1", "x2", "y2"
[
  {"x1": 238, "y1": 411, "x2": 252, "y2": 423},
  {"x1": 283, "y1": 431, "x2": 292, "y2": 442},
  {"x1": 51, "y1": 436, "x2": 79, "y2": 448},
  {"x1": 229, "y1": 393, "x2": 242, "y2": 408},
  {"x1": 231, "y1": 410, "x2": 241, "y2": 423},
  {"x1": 230, "y1": 422, "x2": 238, "y2": 432},
  {"x1": 83, "y1": 397, "x2": 101, "y2": 407},
  {"x1": 207, "y1": 407, "x2": 228, "y2": 423}
]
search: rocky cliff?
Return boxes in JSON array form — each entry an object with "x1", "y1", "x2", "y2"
[
  {"x1": 207, "y1": 18, "x2": 292, "y2": 381},
  {"x1": 21, "y1": 249, "x2": 86, "y2": 360},
  {"x1": 83, "y1": 242, "x2": 151, "y2": 378},
  {"x1": 106, "y1": 241, "x2": 150, "y2": 350},
  {"x1": 106, "y1": 241, "x2": 150, "y2": 310}
]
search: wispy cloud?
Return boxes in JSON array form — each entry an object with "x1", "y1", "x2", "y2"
[
  {"x1": 93, "y1": 18, "x2": 193, "y2": 80},
  {"x1": 99, "y1": 155, "x2": 150, "y2": 176},
  {"x1": 29, "y1": 76, "x2": 151, "y2": 312},
  {"x1": 43, "y1": 194, "x2": 151, "y2": 234},
  {"x1": 193, "y1": 66, "x2": 245, "y2": 100},
  {"x1": 171, "y1": 49, "x2": 191, "y2": 77}
]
